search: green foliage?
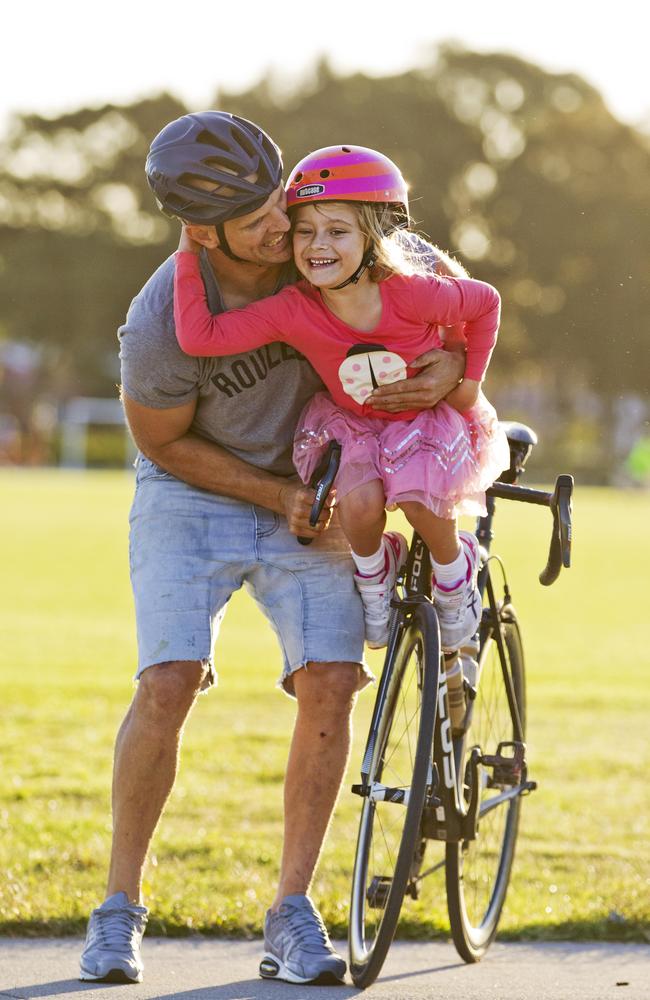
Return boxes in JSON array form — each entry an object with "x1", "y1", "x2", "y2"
[
  {"x1": 0, "y1": 50, "x2": 648, "y2": 477},
  {"x1": 1, "y1": 471, "x2": 648, "y2": 939}
]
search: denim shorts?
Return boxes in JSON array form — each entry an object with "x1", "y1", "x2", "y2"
[{"x1": 128, "y1": 457, "x2": 368, "y2": 695}]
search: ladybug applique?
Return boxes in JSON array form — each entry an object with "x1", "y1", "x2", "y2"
[{"x1": 337, "y1": 344, "x2": 408, "y2": 405}]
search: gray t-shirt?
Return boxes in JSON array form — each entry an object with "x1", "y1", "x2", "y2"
[{"x1": 119, "y1": 234, "x2": 442, "y2": 477}]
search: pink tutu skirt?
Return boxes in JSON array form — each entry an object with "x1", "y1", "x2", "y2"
[{"x1": 293, "y1": 392, "x2": 510, "y2": 520}]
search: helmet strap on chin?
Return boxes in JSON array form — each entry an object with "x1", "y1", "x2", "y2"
[
  {"x1": 331, "y1": 249, "x2": 377, "y2": 290},
  {"x1": 330, "y1": 209, "x2": 407, "y2": 291}
]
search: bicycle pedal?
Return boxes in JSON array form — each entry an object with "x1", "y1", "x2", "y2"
[
  {"x1": 367, "y1": 876, "x2": 391, "y2": 909},
  {"x1": 481, "y1": 740, "x2": 527, "y2": 785}
]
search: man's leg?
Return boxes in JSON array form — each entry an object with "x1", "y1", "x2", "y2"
[
  {"x1": 252, "y1": 506, "x2": 367, "y2": 984},
  {"x1": 80, "y1": 660, "x2": 206, "y2": 983},
  {"x1": 107, "y1": 660, "x2": 207, "y2": 900},
  {"x1": 260, "y1": 661, "x2": 360, "y2": 985},
  {"x1": 273, "y1": 661, "x2": 360, "y2": 906}
]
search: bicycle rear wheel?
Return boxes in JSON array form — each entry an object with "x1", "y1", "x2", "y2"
[
  {"x1": 349, "y1": 602, "x2": 440, "y2": 988},
  {"x1": 445, "y1": 606, "x2": 526, "y2": 962}
]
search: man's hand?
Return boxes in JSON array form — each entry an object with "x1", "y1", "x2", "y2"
[
  {"x1": 367, "y1": 347, "x2": 465, "y2": 413},
  {"x1": 279, "y1": 480, "x2": 335, "y2": 539}
]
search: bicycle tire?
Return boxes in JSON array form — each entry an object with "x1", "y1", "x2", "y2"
[
  {"x1": 349, "y1": 602, "x2": 440, "y2": 988},
  {"x1": 445, "y1": 606, "x2": 526, "y2": 962}
]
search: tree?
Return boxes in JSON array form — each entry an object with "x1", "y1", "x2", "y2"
[{"x1": 0, "y1": 52, "x2": 648, "y2": 476}]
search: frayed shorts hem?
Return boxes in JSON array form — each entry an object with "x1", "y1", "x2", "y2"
[
  {"x1": 279, "y1": 656, "x2": 375, "y2": 699},
  {"x1": 134, "y1": 656, "x2": 216, "y2": 693}
]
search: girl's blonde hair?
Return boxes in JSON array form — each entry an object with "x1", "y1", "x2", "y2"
[{"x1": 354, "y1": 203, "x2": 437, "y2": 281}]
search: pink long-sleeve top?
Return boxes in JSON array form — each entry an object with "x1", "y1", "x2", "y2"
[{"x1": 174, "y1": 251, "x2": 500, "y2": 421}]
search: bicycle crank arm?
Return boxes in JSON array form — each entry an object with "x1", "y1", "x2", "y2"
[
  {"x1": 478, "y1": 780, "x2": 538, "y2": 819},
  {"x1": 351, "y1": 782, "x2": 410, "y2": 805}
]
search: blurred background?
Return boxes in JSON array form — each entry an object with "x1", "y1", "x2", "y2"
[
  {"x1": 0, "y1": 1, "x2": 648, "y2": 482},
  {"x1": 1, "y1": 0, "x2": 649, "y2": 940}
]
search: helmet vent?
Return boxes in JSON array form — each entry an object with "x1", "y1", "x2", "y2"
[
  {"x1": 196, "y1": 130, "x2": 229, "y2": 150},
  {"x1": 319, "y1": 169, "x2": 330, "y2": 178},
  {"x1": 204, "y1": 157, "x2": 242, "y2": 177},
  {"x1": 237, "y1": 131, "x2": 257, "y2": 160},
  {"x1": 342, "y1": 147, "x2": 351, "y2": 153},
  {"x1": 294, "y1": 172, "x2": 303, "y2": 182},
  {"x1": 179, "y1": 172, "x2": 217, "y2": 194}
]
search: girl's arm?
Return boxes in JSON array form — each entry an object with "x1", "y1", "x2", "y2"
[
  {"x1": 173, "y1": 251, "x2": 291, "y2": 357},
  {"x1": 410, "y1": 273, "x2": 500, "y2": 383},
  {"x1": 445, "y1": 377, "x2": 481, "y2": 412}
]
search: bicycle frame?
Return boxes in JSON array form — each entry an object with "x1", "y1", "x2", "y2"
[{"x1": 355, "y1": 470, "x2": 572, "y2": 845}]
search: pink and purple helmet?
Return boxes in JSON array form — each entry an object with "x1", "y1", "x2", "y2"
[{"x1": 286, "y1": 145, "x2": 409, "y2": 216}]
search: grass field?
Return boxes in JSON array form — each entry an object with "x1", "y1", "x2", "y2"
[{"x1": 1, "y1": 469, "x2": 648, "y2": 941}]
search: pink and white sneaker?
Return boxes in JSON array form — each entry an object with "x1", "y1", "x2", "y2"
[
  {"x1": 354, "y1": 532, "x2": 408, "y2": 649},
  {"x1": 433, "y1": 530, "x2": 482, "y2": 652}
]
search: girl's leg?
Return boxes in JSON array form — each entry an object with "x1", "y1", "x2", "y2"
[
  {"x1": 338, "y1": 482, "x2": 408, "y2": 649},
  {"x1": 398, "y1": 501, "x2": 459, "y2": 565},
  {"x1": 336, "y1": 480, "x2": 386, "y2": 556},
  {"x1": 399, "y1": 501, "x2": 481, "y2": 652}
]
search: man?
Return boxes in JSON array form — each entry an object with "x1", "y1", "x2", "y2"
[{"x1": 79, "y1": 112, "x2": 465, "y2": 987}]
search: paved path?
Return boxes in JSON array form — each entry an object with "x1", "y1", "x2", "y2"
[{"x1": 1, "y1": 939, "x2": 648, "y2": 1000}]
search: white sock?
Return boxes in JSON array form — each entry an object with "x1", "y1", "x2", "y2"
[
  {"x1": 353, "y1": 542, "x2": 386, "y2": 578},
  {"x1": 432, "y1": 545, "x2": 467, "y2": 592}
]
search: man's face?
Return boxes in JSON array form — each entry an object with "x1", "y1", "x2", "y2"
[{"x1": 221, "y1": 186, "x2": 292, "y2": 265}]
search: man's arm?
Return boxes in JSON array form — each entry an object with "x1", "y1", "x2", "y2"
[
  {"x1": 123, "y1": 392, "x2": 330, "y2": 539},
  {"x1": 366, "y1": 241, "x2": 466, "y2": 413}
]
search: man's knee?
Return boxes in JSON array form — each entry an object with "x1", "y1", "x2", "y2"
[
  {"x1": 136, "y1": 660, "x2": 207, "y2": 724},
  {"x1": 294, "y1": 661, "x2": 362, "y2": 710}
]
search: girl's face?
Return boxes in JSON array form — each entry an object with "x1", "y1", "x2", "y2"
[{"x1": 292, "y1": 202, "x2": 366, "y2": 289}]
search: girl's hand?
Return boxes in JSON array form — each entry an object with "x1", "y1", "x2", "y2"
[
  {"x1": 446, "y1": 378, "x2": 481, "y2": 413},
  {"x1": 177, "y1": 226, "x2": 202, "y2": 255}
]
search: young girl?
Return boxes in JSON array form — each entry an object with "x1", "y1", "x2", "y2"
[{"x1": 173, "y1": 145, "x2": 509, "y2": 652}]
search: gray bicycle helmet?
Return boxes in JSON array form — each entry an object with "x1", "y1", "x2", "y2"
[{"x1": 146, "y1": 111, "x2": 283, "y2": 260}]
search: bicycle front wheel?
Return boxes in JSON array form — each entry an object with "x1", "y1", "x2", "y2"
[
  {"x1": 349, "y1": 602, "x2": 440, "y2": 988},
  {"x1": 445, "y1": 606, "x2": 526, "y2": 962}
]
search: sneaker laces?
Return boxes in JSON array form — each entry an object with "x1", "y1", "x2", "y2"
[
  {"x1": 279, "y1": 901, "x2": 331, "y2": 954},
  {"x1": 93, "y1": 906, "x2": 145, "y2": 950}
]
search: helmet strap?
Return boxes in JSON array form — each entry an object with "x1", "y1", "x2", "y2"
[
  {"x1": 214, "y1": 222, "x2": 276, "y2": 269},
  {"x1": 215, "y1": 223, "x2": 250, "y2": 263},
  {"x1": 331, "y1": 249, "x2": 377, "y2": 290}
]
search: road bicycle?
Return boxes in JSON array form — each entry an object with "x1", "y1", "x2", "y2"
[{"x1": 303, "y1": 422, "x2": 573, "y2": 989}]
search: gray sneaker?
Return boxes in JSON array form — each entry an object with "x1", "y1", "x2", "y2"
[
  {"x1": 259, "y1": 893, "x2": 346, "y2": 985},
  {"x1": 79, "y1": 891, "x2": 148, "y2": 983}
]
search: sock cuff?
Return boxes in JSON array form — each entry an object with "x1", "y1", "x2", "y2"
[
  {"x1": 432, "y1": 545, "x2": 468, "y2": 589},
  {"x1": 353, "y1": 541, "x2": 387, "y2": 578}
]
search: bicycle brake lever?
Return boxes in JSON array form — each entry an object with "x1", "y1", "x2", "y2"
[
  {"x1": 539, "y1": 474, "x2": 573, "y2": 586},
  {"x1": 297, "y1": 442, "x2": 342, "y2": 546}
]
